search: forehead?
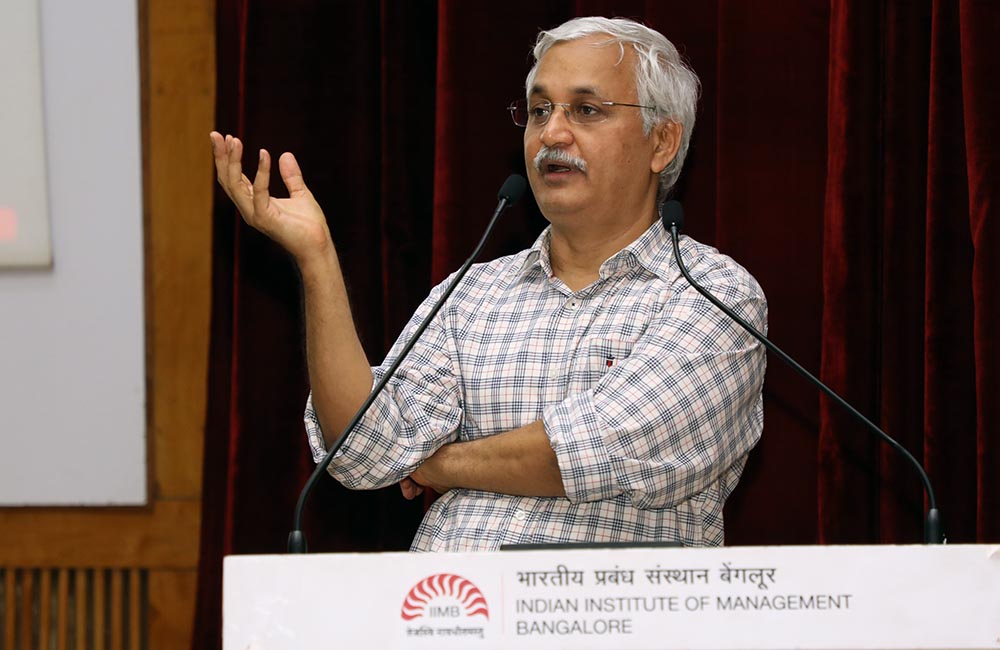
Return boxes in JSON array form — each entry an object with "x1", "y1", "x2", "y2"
[{"x1": 530, "y1": 34, "x2": 638, "y2": 99}]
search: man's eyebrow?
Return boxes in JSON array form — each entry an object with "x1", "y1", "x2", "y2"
[{"x1": 528, "y1": 84, "x2": 601, "y2": 97}]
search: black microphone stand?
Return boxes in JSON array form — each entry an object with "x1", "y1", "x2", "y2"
[{"x1": 660, "y1": 200, "x2": 943, "y2": 544}]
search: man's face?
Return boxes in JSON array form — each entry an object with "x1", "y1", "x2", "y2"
[{"x1": 524, "y1": 35, "x2": 674, "y2": 228}]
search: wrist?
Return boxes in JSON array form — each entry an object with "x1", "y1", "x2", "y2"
[
  {"x1": 296, "y1": 245, "x2": 339, "y2": 286},
  {"x1": 416, "y1": 444, "x2": 458, "y2": 493}
]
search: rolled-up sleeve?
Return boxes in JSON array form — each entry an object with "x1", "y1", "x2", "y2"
[
  {"x1": 304, "y1": 277, "x2": 464, "y2": 490},
  {"x1": 544, "y1": 283, "x2": 767, "y2": 510}
]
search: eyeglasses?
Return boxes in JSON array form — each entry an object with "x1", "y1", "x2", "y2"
[{"x1": 508, "y1": 98, "x2": 656, "y2": 128}]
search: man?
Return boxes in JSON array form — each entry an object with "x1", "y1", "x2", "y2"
[{"x1": 210, "y1": 17, "x2": 766, "y2": 551}]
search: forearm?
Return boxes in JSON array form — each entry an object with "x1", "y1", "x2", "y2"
[
  {"x1": 414, "y1": 420, "x2": 566, "y2": 497},
  {"x1": 299, "y1": 250, "x2": 374, "y2": 447}
]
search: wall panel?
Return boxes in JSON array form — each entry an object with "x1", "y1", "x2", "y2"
[{"x1": 0, "y1": 0, "x2": 215, "y2": 647}]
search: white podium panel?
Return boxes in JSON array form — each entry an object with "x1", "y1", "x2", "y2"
[{"x1": 224, "y1": 544, "x2": 1000, "y2": 649}]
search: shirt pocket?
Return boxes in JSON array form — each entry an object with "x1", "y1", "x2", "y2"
[{"x1": 569, "y1": 337, "x2": 635, "y2": 391}]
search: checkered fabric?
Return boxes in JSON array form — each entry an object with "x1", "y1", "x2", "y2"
[{"x1": 305, "y1": 220, "x2": 767, "y2": 551}]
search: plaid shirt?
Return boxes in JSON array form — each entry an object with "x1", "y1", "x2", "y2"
[{"x1": 305, "y1": 220, "x2": 766, "y2": 551}]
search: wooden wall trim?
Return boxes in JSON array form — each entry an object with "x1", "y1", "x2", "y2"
[
  {"x1": 0, "y1": 501, "x2": 199, "y2": 569},
  {"x1": 147, "y1": 0, "x2": 215, "y2": 502}
]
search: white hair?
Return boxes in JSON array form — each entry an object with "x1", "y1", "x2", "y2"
[{"x1": 526, "y1": 17, "x2": 700, "y2": 202}]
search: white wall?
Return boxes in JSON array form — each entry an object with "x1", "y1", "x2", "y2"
[
  {"x1": 0, "y1": 0, "x2": 146, "y2": 505},
  {"x1": 0, "y1": 0, "x2": 52, "y2": 266}
]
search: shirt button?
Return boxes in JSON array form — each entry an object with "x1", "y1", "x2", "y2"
[
  {"x1": 567, "y1": 299, "x2": 579, "y2": 309},
  {"x1": 513, "y1": 509, "x2": 528, "y2": 521}
]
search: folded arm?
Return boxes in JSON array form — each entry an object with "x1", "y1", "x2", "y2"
[
  {"x1": 407, "y1": 420, "x2": 565, "y2": 498},
  {"x1": 406, "y1": 287, "x2": 767, "y2": 509}
]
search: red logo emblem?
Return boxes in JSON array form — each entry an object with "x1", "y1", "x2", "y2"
[{"x1": 400, "y1": 574, "x2": 489, "y2": 621}]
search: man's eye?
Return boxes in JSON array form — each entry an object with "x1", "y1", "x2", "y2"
[
  {"x1": 576, "y1": 104, "x2": 602, "y2": 117},
  {"x1": 529, "y1": 104, "x2": 551, "y2": 117}
]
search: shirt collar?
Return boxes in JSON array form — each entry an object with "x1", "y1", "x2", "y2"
[
  {"x1": 516, "y1": 219, "x2": 680, "y2": 282},
  {"x1": 515, "y1": 228, "x2": 551, "y2": 279},
  {"x1": 599, "y1": 218, "x2": 677, "y2": 282}
]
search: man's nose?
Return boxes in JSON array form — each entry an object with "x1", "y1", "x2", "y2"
[{"x1": 539, "y1": 108, "x2": 575, "y2": 147}]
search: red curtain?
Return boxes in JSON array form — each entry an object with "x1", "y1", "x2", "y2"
[{"x1": 193, "y1": 0, "x2": 999, "y2": 646}]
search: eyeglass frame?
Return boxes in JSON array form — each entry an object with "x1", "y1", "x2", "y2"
[{"x1": 507, "y1": 98, "x2": 657, "y2": 128}]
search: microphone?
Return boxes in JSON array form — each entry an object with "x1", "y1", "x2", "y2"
[
  {"x1": 287, "y1": 175, "x2": 528, "y2": 553},
  {"x1": 498, "y1": 174, "x2": 528, "y2": 207},
  {"x1": 660, "y1": 199, "x2": 683, "y2": 232},
  {"x1": 660, "y1": 200, "x2": 943, "y2": 544}
]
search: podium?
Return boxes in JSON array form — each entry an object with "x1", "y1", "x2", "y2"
[{"x1": 224, "y1": 544, "x2": 999, "y2": 649}]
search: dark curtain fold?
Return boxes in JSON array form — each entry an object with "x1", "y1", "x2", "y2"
[
  {"x1": 960, "y1": 0, "x2": 1000, "y2": 541},
  {"x1": 878, "y1": 0, "x2": 932, "y2": 543},
  {"x1": 820, "y1": 0, "x2": 884, "y2": 543},
  {"x1": 922, "y1": 0, "x2": 977, "y2": 543},
  {"x1": 193, "y1": 1, "x2": 1000, "y2": 646},
  {"x1": 708, "y1": 0, "x2": 831, "y2": 545}
]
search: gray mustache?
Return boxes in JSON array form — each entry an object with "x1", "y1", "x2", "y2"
[{"x1": 534, "y1": 146, "x2": 588, "y2": 173}]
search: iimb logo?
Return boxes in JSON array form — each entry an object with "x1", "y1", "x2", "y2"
[{"x1": 400, "y1": 574, "x2": 489, "y2": 621}]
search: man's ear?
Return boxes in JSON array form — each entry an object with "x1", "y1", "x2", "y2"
[{"x1": 651, "y1": 121, "x2": 683, "y2": 174}]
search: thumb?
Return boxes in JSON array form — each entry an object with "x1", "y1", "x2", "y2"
[{"x1": 278, "y1": 152, "x2": 310, "y2": 197}]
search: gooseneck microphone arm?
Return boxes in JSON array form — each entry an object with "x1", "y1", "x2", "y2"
[
  {"x1": 287, "y1": 175, "x2": 528, "y2": 553},
  {"x1": 659, "y1": 200, "x2": 942, "y2": 544}
]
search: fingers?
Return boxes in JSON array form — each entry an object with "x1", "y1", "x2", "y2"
[
  {"x1": 251, "y1": 149, "x2": 272, "y2": 225},
  {"x1": 210, "y1": 132, "x2": 255, "y2": 217},
  {"x1": 210, "y1": 131, "x2": 229, "y2": 190},
  {"x1": 209, "y1": 130, "x2": 223, "y2": 153},
  {"x1": 279, "y1": 152, "x2": 309, "y2": 197},
  {"x1": 400, "y1": 477, "x2": 424, "y2": 500},
  {"x1": 226, "y1": 136, "x2": 247, "y2": 192}
]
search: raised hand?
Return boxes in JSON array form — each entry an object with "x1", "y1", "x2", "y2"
[{"x1": 210, "y1": 131, "x2": 332, "y2": 265}]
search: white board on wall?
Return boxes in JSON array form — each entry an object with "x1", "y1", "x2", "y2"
[
  {"x1": 0, "y1": 0, "x2": 146, "y2": 505},
  {"x1": 0, "y1": 0, "x2": 52, "y2": 266}
]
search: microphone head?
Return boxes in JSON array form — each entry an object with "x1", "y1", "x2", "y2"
[
  {"x1": 659, "y1": 200, "x2": 684, "y2": 233},
  {"x1": 498, "y1": 174, "x2": 528, "y2": 206}
]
